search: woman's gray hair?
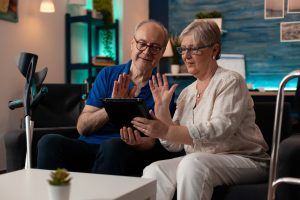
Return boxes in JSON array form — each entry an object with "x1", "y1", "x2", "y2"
[
  {"x1": 179, "y1": 19, "x2": 221, "y2": 59},
  {"x1": 133, "y1": 19, "x2": 169, "y2": 48}
]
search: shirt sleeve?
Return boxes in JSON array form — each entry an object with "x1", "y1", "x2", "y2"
[
  {"x1": 86, "y1": 69, "x2": 110, "y2": 108},
  {"x1": 158, "y1": 88, "x2": 189, "y2": 152}
]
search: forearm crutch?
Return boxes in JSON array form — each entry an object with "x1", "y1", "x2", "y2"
[{"x1": 8, "y1": 52, "x2": 48, "y2": 169}]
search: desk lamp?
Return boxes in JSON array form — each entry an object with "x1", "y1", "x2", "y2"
[{"x1": 158, "y1": 39, "x2": 173, "y2": 73}]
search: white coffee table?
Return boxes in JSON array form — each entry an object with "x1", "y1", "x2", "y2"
[{"x1": 0, "y1": 169, "x2": 156, "y2": 200}]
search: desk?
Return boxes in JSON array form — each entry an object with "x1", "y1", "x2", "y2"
[
  {"x1": 249, "y1": 91, "x2": 295, "y2": 104},
  {"x1": 249, "y1": 91, "x2": 295, "y2": 96},
  {"x1": 0, "y1": 169, "x2": 156, "y2": 200}
]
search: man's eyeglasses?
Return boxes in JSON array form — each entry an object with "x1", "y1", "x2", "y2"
[
  {"x1": 133, "y1": 37, "x2": 163, "y2": 55},
  {"x1": 176, "y1": 44, "x2": 214, "y2": 55}
]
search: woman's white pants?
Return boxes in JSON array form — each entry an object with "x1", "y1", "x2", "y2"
[{"x1": 142, "y1": 152, "x2": 268, "y2": 200}]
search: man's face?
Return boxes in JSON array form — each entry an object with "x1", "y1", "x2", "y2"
[{"x1": 130, "y1": 23, "x2": 165, "y2": 72}]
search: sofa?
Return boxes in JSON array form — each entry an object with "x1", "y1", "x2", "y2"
[
  {"x1": 211, "y1": 101, "x2": 299, "y2": 200},
  {"x1": 4, "y1": 90, "x2": 300, "y2": 199}
]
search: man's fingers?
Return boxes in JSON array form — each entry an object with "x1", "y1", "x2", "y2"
[
  {"x1": 124, "y1": 74, "x2": 130, "y2": 89},
  {"x1": 112, "y1": 81, "x2": 119, "y2": 98},
  {"x1": 129, "y1": 86, "x2": 137, "y2": 98}
]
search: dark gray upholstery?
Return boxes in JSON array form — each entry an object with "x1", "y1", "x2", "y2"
[
  {"x1": 212, "y1": 102, "x2": 298, "y2": 200},
  {"x1": 212, "y1": 134, "x2": 300, "y2": 200}
]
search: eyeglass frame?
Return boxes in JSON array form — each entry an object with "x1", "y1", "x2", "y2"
[
  {"x1": 176, "y1": 43, "x2": 214, "y2": 55},
  {"x1": 133, "y1": 36, "x2": 164, "y2": 55}
]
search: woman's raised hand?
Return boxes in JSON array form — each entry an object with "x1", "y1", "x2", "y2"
[{"x1": 149, "y1": 73, "x2": 177, "y2": 110}]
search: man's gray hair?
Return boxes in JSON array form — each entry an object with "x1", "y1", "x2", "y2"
[{"x1": 134, "y1": 19, "x2": 169, "y2": 48}]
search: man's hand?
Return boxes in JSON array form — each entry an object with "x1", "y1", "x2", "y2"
[
  {"x1": 112, "y1": 73, "x2": 136, "y2": 98},
  {"x1": 120, "y1": 126, "x2": 156, "y2": 150}
]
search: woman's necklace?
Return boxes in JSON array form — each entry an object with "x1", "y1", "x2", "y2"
[
  {"x1": 196, "y1": 90, "x2": 203, "y2": 99},
  {"x1": 195, "y1": 66, "x2": 218, "y2": 100},
  {"x1": 196, "y1": 79, "x2": 210, "y2": 99},
  {"x1": 194, "y1": 86, "x2": 205, "y2": 108}
]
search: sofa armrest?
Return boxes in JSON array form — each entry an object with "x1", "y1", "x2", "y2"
[{"x1": 4, "y1": 127, "x2": 79, "y2": 172}]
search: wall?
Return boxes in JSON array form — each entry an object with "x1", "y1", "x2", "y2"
[
  {"x1": 0, "y1": 0, "x2": 68, "y2": 170},
  {"x1": 117, "y1": 0, "x2": 149, "y2": 63},
  {"x1": 168, "y1": 0, "x2": 300, "y2": 89},
  {"x1": 0, "y1": 1, "x2": 68, "y2": 132}
]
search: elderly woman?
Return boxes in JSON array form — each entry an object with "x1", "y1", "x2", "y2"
[{"x1": 129, "y1": 20, "x2": 270, "y2": 200}]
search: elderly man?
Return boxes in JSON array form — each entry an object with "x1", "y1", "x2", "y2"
[{"x1": 37, "y1": 20, "x2": 183, "y2": 175}]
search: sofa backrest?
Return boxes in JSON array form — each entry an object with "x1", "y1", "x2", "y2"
[
  {"x1": 31, "y1": 83, "x2": 87, "y2": 128},
  {"x1": 254, "y1": 101, "x2": 292, "y2": 154}
]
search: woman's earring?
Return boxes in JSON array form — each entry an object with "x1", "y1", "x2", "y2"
[{"x1": 212, "y1": 56, "x2": 216, "y2": 60}]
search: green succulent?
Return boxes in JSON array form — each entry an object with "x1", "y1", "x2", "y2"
[{"x1": 48, "y1": 168, "x2": 72, "y2": 186}]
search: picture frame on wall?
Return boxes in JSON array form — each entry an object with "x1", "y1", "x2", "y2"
[
  {"x1": 0, "y1": 0, "x2": 18, "y2": 23},
  {"x1": 280, "y1": 21, "x2": 300, "y2": 42},
  {"x1": 287, "y1": 0, "x2": 300, "y2": 13},
  {"x1": 264, "y1": 0, "x2": 284, "y2": 19}
]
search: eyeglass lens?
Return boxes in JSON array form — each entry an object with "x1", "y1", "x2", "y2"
[
  {"x1": 176, "y1": 44, "x2": 213, "y2": 55},
  {"x1": 134, "y1": 37, "x2": 162, "y2": 55}
]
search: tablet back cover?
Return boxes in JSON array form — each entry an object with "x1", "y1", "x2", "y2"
[{"x1": 102, "y1": 98, "x2": 151, "y2": 129}]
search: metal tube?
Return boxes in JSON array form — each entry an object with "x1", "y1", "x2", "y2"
[
  {"x1": 24, "y1": 115, "x2": 32, "y2": 169},
  {"x1": 267, "y1": 70, "x2": 300, "y2": 200}
]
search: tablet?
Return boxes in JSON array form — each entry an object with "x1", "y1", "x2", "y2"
[{"x1": 102, "y1": 98, "x2": 152, "y2": 135}]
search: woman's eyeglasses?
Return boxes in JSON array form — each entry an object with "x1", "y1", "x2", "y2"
[
  {"x1": 134, "y1": 37, "x2": 163, "y2": 55},
  {"x1": 176, "y1": 44, "x2": 213, "y2": 55}
]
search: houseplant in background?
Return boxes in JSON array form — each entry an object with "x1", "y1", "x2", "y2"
[
  {"x1": 195, "y1": 10, "x2": 223, "y2": 30},
  {"x1": 93, "y1": 0, "x2": 114, "y2": 57},
  {"x1": 48, "y1": 168, "x2": 72, "y2": 200},
  {"x1": 170, "y1": 34, "x2": 181, "y2": 74}
]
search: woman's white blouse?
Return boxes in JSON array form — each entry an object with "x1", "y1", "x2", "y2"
[{"x1": 160, "y1": 67, "x2": 270, "y2": 161}]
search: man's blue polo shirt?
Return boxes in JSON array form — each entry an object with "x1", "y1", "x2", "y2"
[{"x1": 79, "y1": 60, "x2": 170, "y2": 144}]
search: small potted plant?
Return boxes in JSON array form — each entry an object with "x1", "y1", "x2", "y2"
[
  {"x1": 48, "y1": 168, "x2": 72, "y2": 200},
  {"x1": 195, "y1": 10, "x2": 223, "y2": 30}
]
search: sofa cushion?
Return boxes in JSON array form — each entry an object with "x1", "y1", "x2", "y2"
[
  {"x1": 254, "y1": 102, "x2": 292, "y2": 154},
  {"x1": 31, "y1": 84, "x2": 87, "y2": 128}
]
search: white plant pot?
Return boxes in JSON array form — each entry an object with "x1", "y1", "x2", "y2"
[
  {"x1": 48, "y1": 184, "x2": 70, "y2": 200},
  {"x1": 171, "y1": 64, "x2": 180, "y2": 74}
]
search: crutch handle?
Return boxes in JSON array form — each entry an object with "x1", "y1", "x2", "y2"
[{"x1": 8, "y1": 100, "x2": 24, "y2": 110}]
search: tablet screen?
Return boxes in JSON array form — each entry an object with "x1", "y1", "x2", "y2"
[{"x1": 102, "y1": 98, "x2": 152, "y2": 135}]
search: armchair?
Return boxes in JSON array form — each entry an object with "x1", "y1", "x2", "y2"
[{"x1": 4, "y1": 83, "x2": 87, "y2": 172}]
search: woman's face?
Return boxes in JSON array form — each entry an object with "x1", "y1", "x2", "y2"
[{"x1": 180, "y1": 34, "x2": 214, "y2": 76}]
